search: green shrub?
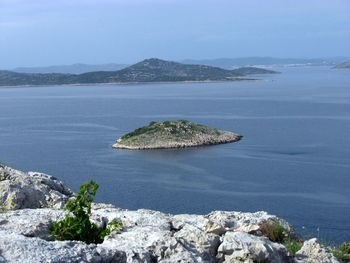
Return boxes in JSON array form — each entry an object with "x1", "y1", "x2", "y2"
[
  {"x1": 51, "y1": 180, "x2": 122, "y2": 244},
  {"x1": 333, "y1": 242, "x2": 350, "y2": 262}
]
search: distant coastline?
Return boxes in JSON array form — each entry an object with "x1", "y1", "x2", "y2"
[{"x1": 0, "y1": 77, "x2": 268, "y2": 89}]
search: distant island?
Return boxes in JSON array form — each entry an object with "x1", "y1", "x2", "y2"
[
  {"x1": 0, "y1": 58, "x2": 278, "y2": 87},
  {"x1": 113, "y1": 120, "x2": 242, "y2": 149},
  {"x1": 181, "y1": 57, "x2": 350, "y2": 69},
  {"x1": 333, "y1": 61, "x2": 350, "y2": 69}
]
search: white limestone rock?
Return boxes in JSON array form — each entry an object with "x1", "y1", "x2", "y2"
[
  {"x1": 217, "y1": 232, "x2": 291, "y2": 263},
  {"x1": 0, "y1": 208, "x2": 66, "y2": 240},
  {"x1": 208, "y1": 210, "x2": 280, "y2": 233},
  {"x1": 93, "y1": 210, "x2": 221, "y2": 262},
  {"x1": 0, "y1": 230, "x2": 126, "y2": 263},
  {"x1": 294, "y1": 238, "x2": 341, "y2": 263}
]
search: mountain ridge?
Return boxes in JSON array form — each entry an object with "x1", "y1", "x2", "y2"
[{"x1": 12, "y1": 63, "x2": 128, "y2": 74}]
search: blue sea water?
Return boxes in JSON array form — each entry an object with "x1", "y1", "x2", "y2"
[{"x1": 0, "y1": 66, "x2": 349, "y2": 242}]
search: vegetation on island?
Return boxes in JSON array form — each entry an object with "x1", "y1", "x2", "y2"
[
  {"x1": 0, "y1": 58, "x2": 278, "y2": 86},
  {"x1": 51, "y1": 181, "x2": 123, "y2": 244},
  {"x1": 121, "y1": 120, "x2": 220, "y2": 141}
]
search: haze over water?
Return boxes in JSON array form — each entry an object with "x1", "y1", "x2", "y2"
[{"x1": 0, "y1": 66, "x2": 349, "y2": 242}]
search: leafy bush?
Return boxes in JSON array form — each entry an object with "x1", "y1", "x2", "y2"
[
  {"x1": 51, "y1": 180, "x2": 122, "y2": 244},
  {"x1": 333, "y1": 242, "x2": 350, "y2": 262}
]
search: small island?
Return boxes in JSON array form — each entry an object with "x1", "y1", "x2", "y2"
[{"x1": 113, "y1": 120, "x2": 242, "y2": 149}]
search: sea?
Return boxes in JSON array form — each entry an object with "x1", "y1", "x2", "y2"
[{"x1": 0, "y1": 66, "x2": 349, "y2": 243}]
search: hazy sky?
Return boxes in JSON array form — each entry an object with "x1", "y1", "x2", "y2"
[{"x1": 1, "y1": 0, "x2": 349, "y2": 68}]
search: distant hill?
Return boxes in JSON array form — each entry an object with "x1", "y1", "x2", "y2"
[
  {"x1": 333, "y1": 61, "x2": 350, "y2": 69},
  {"x1": 0, "y1": 70, "x2": 77, "y2": 86},
  {"x1": 12, "y1": 63, "x2": 129, "y2": 74},
  {"x1": 0, "y1": 58, "x2": 278, "y2": 87},
  {"x1": 181, "y1": 57, "x2": 349, "y2": 69}
]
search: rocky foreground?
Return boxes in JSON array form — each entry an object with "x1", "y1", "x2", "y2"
[
  {"x1": 113, "y1": 120, "x2": 242, "y2": 150},
  {"x1": 0, "y1": 164, "x2": 342, "y2": 263}
]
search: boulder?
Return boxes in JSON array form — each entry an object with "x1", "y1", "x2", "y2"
[
  {"x1": 0, "y1": 230, "x2": 126, "y2": 263},
  {"x1": 0, "y1": 208, "x2": 65, "y2": 240},
  {"x1": 0, "y1": 164, "x2": 73, "y2": 211},
  {"x1": 294, "y1": 238, "x2": 340, "y2": 263},
  {"x1": 217, "y1": 232, "x2": 291, "y2": 263}
]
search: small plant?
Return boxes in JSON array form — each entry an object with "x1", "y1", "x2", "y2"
[
  {"x1": 260, "y1": 221, "x2": 304, "y2": 255},
  {"x1": 333, "y1": 242, "x2": 350, "y2": 262},
  {"x1": 51, "y1": 180, "x2": 122, "y2": 244},
  {"x1": 260, "y1": 221, "x2": 288, "y2": 243},
  {"x1": 0, "y1": 170, "x2": 10, "y2": 181},
  {"x1": 284, "y1": 239, "x2": 303, "y2": 255}
]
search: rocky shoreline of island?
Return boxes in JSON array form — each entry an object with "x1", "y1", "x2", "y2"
[{"x1": 113, "y1": 129, "x2": 242, "y2": 150}]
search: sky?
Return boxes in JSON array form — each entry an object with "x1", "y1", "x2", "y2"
[{"x1": 0, "y1": 0, "x2": 349, "y2": 68}]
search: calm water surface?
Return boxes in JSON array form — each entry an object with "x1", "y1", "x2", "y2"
[{"x1": 0, "y1": 66, "x2": 349, "y2": 242}]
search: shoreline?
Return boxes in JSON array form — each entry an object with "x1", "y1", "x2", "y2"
[
  {"x1": 112, "y1": 136, "x2": 242, "y2": 150},
  {"x1": 112, "y1": 131, "x2": 242, "y2": 150},
  {"x1": 0, "y1": 78, "x2": 268, "y2": 89}
]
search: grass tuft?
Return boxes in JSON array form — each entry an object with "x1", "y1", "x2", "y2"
[
  {"x1": 260, "y1": 221, "x2": 288, "y2": 243},
  {"x1": 284, "y1": 239, "x2": 303, "y2": 255},
  {"x1": 333, "y1": 242, "x2": 350, "y2": 262}
]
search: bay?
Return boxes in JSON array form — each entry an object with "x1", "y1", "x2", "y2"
[{"x1": 0, "y1": 66, "x2": 349, "y2": 242}]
